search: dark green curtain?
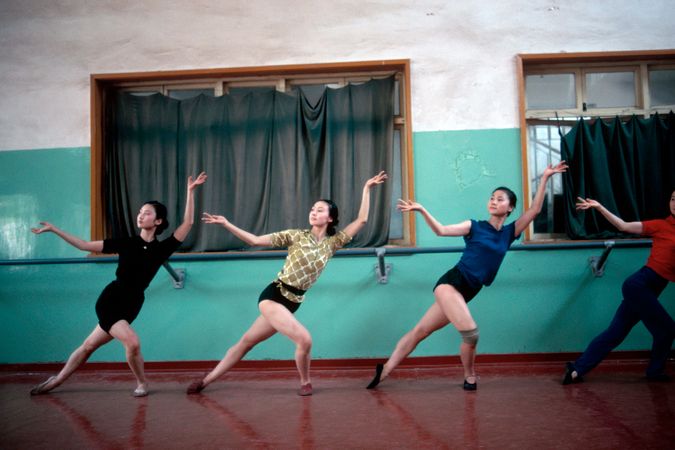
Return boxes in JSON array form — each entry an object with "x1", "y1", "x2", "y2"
[
  {"x1": 105, "y1": 93, "x2": 180, "y2": 238},
  {"x1": 561, "y1": 112, "x2": 675, "y2": 239},
  {"x1": 105, "y1": 77, "x2": 395, "y2": 250}
]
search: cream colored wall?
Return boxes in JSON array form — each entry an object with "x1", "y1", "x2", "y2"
[{"x1": 1, "y1": 0, "x2": 674, "y2": 151}]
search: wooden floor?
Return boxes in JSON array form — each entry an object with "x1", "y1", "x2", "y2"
[{"x1": 2, "y1": 361, "x2": 674, "y2": 449}]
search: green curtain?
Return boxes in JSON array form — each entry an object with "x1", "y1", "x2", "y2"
[
  {"x1": 105, "y1": 77, "x2": 394, "y2": 250},
  {"x1": 561, "y1": 112, "x2": 675, "y2": 239}
]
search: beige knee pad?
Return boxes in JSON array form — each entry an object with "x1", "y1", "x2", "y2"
[{"x1": 460, "y1": 327, "x2": 479, "y2": 345}]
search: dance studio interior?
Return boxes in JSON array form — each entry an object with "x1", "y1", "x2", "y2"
[{"x1": 1, "y1": 1, "x2": 674, "y2": 448}]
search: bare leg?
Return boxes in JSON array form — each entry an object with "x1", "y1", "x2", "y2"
[
  {"x1": 380, "y1": 302, "x2": 450, "y2": 381},
  {"x1": 259, "y1": 300, "x2": 313, "y2": 386},
  {"x1": 433, "y1": 285, "x2": 478, "y2": 383},
  {"x1": 459, "y1": 343, "x2": 477, "y2": 383},
  {"x1": 31, "y1": 325, "x2": 113, "y2": 394},
  {"x1": 108, "y1": 320, "x2": 147, "y2": 393},
  {"x1": 201, "y1": 315, "x2": 277, "y2": 387}
]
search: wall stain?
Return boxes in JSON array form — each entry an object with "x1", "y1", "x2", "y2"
[{"x1": 453, "y1": 149, "x2": 496, "y2": 190}]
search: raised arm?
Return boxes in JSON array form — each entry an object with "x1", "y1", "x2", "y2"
[
  {"x1": 201, "y1": 213, "x2": 273, "y2": 247},
  {"x1": 342, "y1": 171, "x2": 388, "y2": 238},
  {"x1": 397, "y1": 199, "x2": 471, "y2": 237},
  {"x1": 575, "y1": 197, "x2": 643, "y2": 234},
  {"x1": 514, "y1": 161, "x2": 568, "y2": 236},
  {"x1": 31, "y1": 222, "x2": 104, "y2": 253},
  {"x1": 174, "y1": 172, "x2": 208, "y2": 242}
]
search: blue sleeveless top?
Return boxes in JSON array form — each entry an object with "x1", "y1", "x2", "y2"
[{"x1": 456, "y1": 220, "x2": 520, "y2": 288}]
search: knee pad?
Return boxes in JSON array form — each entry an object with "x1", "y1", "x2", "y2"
[{"x1": 460, "y1": 327, "x2": 479, "y2": 345}]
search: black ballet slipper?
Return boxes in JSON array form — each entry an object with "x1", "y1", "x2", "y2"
[
  {"x1": 562, "y1": 362, "x2": 583, "y2": 385},
  {"x1": 366, "y1": 363, "x2": 384, "y2": 389},
  {"x1": 463, "y1": 379, "x2": 477, "y2": 391},
  {"x1": 646, "y1": 373, "x2": 671, "y2": 382}
]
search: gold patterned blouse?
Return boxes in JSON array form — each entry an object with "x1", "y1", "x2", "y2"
[{"x1": 270, "y1": 229, "x2": 352, "y2": 303}]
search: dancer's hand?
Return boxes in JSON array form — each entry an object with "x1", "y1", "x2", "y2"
[
  {"x1": 575, "y1": 197, "x2": 601, "y2": 211},
  {"x1": 543, "y1": 160, "x2": 568, "y2": 178},
  {"x1": 365, "y1": 171, "x2": 388, "y2": 189},
  {"x1": 396, "y1": 199, "x2": 423, "y2": 213},
  {"x1": 188, "y1": 172, "x2": 208, "y2": 191},
  {"x1": 201, "y1": 212, "x2": 228, "y2": 225},
  {"x1": 31, "y1": 222, "x2": 56, "y2": 234}
]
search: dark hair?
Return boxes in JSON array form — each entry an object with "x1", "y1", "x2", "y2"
[
  {"x1": 144, "y1": 200, "x2": 169, "y2": 235},
  {"x1": 492, "y1": 187, "x2": 517, "y2": 216},
  {"x1": 318, "y1": 199, "x2": 340, "y2": 236}
]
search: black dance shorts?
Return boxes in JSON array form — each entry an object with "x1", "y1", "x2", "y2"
[
  {"x1": 95, "y1": 281, "x2": 144, "y2": 333},
  {"x1": 258, "y1": 281, "x2": 303, "y2": 313},
  {"x1": 433, "y1": 266, "x2": 482, "y2": 302}
]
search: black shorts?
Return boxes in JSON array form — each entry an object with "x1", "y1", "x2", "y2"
[
  {"x1": 258, "y1": 282, "x2": 302, "y2": 313},
  {"x1": 95, "y1": 281, "x2": 144, "y2": 333},
  {"x1": 433, "y1": 266, "x2": 482, "y2": 302}
]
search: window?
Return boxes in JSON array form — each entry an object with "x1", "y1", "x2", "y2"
[
  {"x1": 91, "y1": 60, "x2": 414, "y2": 247},
  {"x1": 517, "y1": 50, "x2": 675, "y2": 241}
]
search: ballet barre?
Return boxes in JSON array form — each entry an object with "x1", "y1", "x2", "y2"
[
  {"x1": 588, "y1": 241, "x2": 615, "y2": 278},
  {"x1": 0, "y1": 239, "x2": 651, "y2": 287}
]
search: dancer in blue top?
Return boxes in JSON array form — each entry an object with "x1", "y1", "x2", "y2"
[{"x1": 367, "y1": 162, "x2": 567, "y2": 391}]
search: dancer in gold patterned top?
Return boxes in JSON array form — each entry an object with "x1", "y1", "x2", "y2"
[{"x1": 188, "y1": 171, "x2": 387, "y2": 396}]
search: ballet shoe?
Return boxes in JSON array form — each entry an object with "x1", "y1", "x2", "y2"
[
  {"x1": 187, "y1": 379, "x2": 205, "y2": 395},
  {"x1": 366, "y1": 363, "x2": 384, "y2": 389},
  {"x1": 133, "y1": 384, "x2": 149, "y2": 397},
  {"x1": 562, "y1": 362, "x2": 583, "y2": 385},
  {"x1": 463, "y1": 379, "x2": 477, "y2": 391},
  {"x1": 30, "y1": 376, "x2": 56, "y2": 396},
  {"x1": 298, "y1": 383, "x2": 313, "y2": 396}
]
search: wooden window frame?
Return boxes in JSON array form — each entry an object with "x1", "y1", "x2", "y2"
[
  {"x1": 516, "y1": 49, "x2": 675, "y2": 242},
  {"x1": 90, "y1": 60, "x2": 415, "y2": 245}
]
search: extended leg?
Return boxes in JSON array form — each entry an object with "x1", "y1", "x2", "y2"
[
  {"x1": 368, "y1": 301, "x2": 450, "y2": 388},
  {"x1": 189, "y1": 315, "x2": 278, "y2": 394},
  {"x1": 30, "y1": 325, "x2": 113, "y2": 395}
]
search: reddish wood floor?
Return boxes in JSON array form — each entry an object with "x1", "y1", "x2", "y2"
[{"x1": 2, "y1": 361, "x2": 674, "y2": 449}]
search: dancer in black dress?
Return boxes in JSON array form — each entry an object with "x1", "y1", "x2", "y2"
[{"x1": 30, "y1": 172, "x2": 207, "y2": 397}]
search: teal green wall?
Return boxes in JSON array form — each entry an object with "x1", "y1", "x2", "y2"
[{"x1": 1, "y1": 135, "x2": 673, "y2": 364}]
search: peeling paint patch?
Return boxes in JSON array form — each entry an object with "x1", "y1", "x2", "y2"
[{"x1": 453, "y1": 150, "x2": 496, "y2": 190}]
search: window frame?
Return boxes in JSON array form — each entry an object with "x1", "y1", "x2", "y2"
[
  {"x1": 90, "y1": 60, "x2": 415, "y2": 247},
  {"x1": 516, "y1": 49, "x2": 675, "y2": 243}
]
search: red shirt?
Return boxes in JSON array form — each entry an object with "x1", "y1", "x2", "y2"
[{"x1": 642, "y1": 216, "x2": 675, "y2": 282}]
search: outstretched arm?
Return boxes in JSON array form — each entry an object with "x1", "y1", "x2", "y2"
[
  {"x1": 514, "y1": 161, "x2": 568, "y2": 236},
  {"x1": 31, "y1": 222, "x2": 104, "y2": 253},
  {"x1": 201, "y1": 213, "x2": 273, "y2": 247},
  {"x1": 397, "y1": 199, "x2": 471, "y2": 237},
  {"x1": 575, "y1": 197, "x2": 643, "y2": 234},
  {"x1": 174, "y1": 172, "x2": 208, "y2": 242},
  {"x1": 343, "y1": 171, "x2": 388, "y2": 238}
]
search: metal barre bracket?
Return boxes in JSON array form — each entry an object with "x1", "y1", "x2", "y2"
[
  {"x1": 162, "y1": 262, "x2": 186, "y2": 289},
  {"x1": 588, "y1": 241, "x2": 615, "y2": 277},
  {"x1": 374, "y1": 248, "x2": 392, "y2": 284}
]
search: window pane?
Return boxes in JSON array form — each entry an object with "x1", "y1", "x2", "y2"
[
  {"x1": 526, "y1": 74, "x2": 576, "y2": 109},
  {"x1": 128, "y1": 91, "x2": 160, "y2": 97},
  {"x1": 527, "y1": 124, "x2": 571, "y2": 234},
  {"x1": 585, "y1": 72, "x2": 635, "y2": 108},
  {"x1": 649, "y1": 69, "x2": 675, "y2": 106},
  {"x1": 167, "y1": 89, "x2": 214, "y2": 100}
]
